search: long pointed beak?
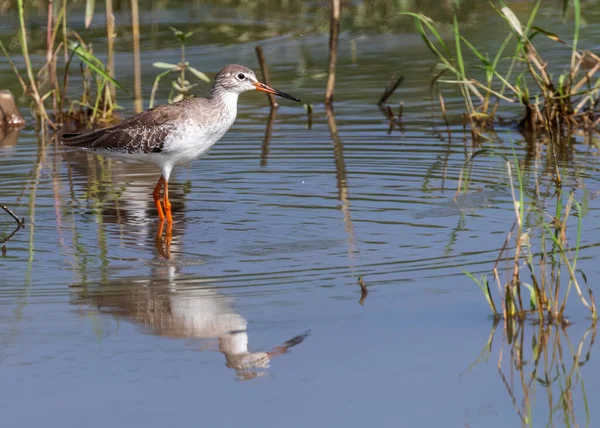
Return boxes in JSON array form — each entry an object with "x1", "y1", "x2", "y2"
[{"x1": 254, "y1": 82, "x2": 301, "y2": 102}]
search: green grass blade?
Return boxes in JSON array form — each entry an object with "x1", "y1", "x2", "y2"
[
  {"x1": 400, "y1": 13, "x2": 454, "y2": 67},
  {"x1": 529, "y1": 26, "x2": 566, "y2": 44},
  {"x1": 68, "y1": 42, "x2": 126, "y2": 91},
  {"x1": 571, "y1": 0, "x2": 580, "y2": 69},
  {"x1": 453, "y1": 16, "x2": 465, "y2": 78},
  {"x1": 524, "y1": 0, "x2": 543, "y2": 36},
  {"x1": 462, "y1": 269, "x2": 495, "y2": 313}
]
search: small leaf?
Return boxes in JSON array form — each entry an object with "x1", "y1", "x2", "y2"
[
  {"x1": 153, "y1": 62, "x2": 178, "y2": 70},
  {"x1": 188, "y1": 66, "x2": 211, "y2": 83},
  {"x1": 172, "y1": 93, "x2": 184, "y2": 103},
  {"x1": 85, "y1": 0, "x2": 95, "y2": 29},
  {"x1": 172, "y1": 81, "x2": 183, "y2": 92},
  {"x1": 501, "y1": 6, "x2": 524, "y2": 38},
  {"x1": 522, "y1": 282, "x2": 537, "y2": 310},
  {"x1": 169, "y1": 26, "x2": 183, "y2": 36},
  {"x1": 529, "y1": 26, "x2": 566, "y2": 44}
]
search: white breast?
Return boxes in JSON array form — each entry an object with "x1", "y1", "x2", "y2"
[
  {"x1": 162, "y1": 95, "x2": 238, "y2": 166},
  {"x1": 162, "y1": 120, "x2": 219, "y2": 164}
]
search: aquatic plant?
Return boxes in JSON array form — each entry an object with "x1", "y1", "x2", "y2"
[
  {"x1": 462, "y1": 149, "x2": 596, "y2": 323},
  {"x1": 0, "y1": 0, "x2": 126, "y2": 129},
  {"x1": 149, "y1": 27, "x2": 211, "y2": 109},
  {"x1": 404, "y1": 0, "x2": 600, "y2": 141},
  {"x1": 1, "y1": 0, "x2": 210, "y2": 129}
]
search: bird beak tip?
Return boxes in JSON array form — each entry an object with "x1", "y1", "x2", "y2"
[{"x1": 254, "y1": 82, "x2": 301, "y2": 103}]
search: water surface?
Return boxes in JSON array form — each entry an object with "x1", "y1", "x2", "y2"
[{"x1": 1, "y1": 2, "x2": 600, "y2": 427}]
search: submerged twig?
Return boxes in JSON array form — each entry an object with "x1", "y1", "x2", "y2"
[
  {"x1": 1, "y1": 222, "x2": 24, "y2": 256},
  {"x1": 358, "y1": 276, "x2": 368, "y2": 306},
  {"x1": 304, "y1": 103, "x2": 313, "y2": 129},
  {"x1": 378, "y1": 75, "x2": 404, "y2": 105},
  {"x1": 1, "y1": 205, "x2": 24, "y2": 257},
  {"x1": 1, "y1": 204, "x2": 25, "y2": 226},
  {"x1": 378, "y1": 74, "x2": 405, "y2": 132}
]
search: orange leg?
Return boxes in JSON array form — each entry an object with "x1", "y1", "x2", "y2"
[
  {"x1": 153, "y1": 176, "x2": 165, "y2": 221},
  {"x1": 163, "y1": 179, "x2": 173, "y2": 223},
  {"x1": 155, "y1": 218, "x2": 173, "y2": 259}
]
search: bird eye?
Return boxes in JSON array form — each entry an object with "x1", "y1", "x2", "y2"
[{"x1": 237, "y1": 73, "x2": 245, "y2": 80}]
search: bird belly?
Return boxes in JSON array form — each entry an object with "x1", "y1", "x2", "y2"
[{"x1": 162, "y1": 122, "x2": 226, "y2": 166}]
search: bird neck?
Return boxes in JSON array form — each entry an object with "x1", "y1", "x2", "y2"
[{"x1": 208, "y1": 87, "x2": 239, "y2": 109}]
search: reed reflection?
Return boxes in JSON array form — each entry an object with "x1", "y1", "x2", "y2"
[
  {"x1": 325, "y1": 105, "x2": 356, "y2": 261},
  {"x1": 468, "y1": 320, "x2": 596, "y2": 427},
  {"x1": 260, "y1": 107, "x2": 277, "y2": 167}
]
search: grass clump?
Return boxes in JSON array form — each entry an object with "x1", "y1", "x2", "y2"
[
  {"x1": 462, "y1": 150, "x2": 596, "y2": 323},
  {"x1": 1, "y1": 0, "x2": 124, "y2": 130},
  {"x1": 404, "y1": 0, "x2": 600, "y2": 141},
  {"x1": 2, "y1": 1, "x2": 210, "y2": 131}
]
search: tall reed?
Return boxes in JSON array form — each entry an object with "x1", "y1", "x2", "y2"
[
  {"x1": 462, "y1": 149, "x2": 596, "y2": 323},
  {"x1": 404, "y1": 0, "x2": 600, "y2": 140}
]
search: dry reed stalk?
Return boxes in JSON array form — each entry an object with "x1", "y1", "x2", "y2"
[
  {"x1": 324, "y1": 0, "x2": 340, "y2": 105},
  {"x1": 46, "y1": 0, "x2": 59, "y2": 114},
  {"x1": 16, "y1": 0, "x2": 55, "y2": 128},
  {"x1": 130, "y1": 0, "x2": 142, "y2": 113},
  {"x1": 255, "y1": 46, "x2": 277, "y2": 108},
  {"x1": 105, "y1": 0, "x2": 116, "y2": 101}
]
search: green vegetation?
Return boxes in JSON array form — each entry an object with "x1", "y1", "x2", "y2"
[
  {"x1": 0, "y1": 0, "x2": 211, "y2": 129},
  {"x1": 405, "y1": 0, "x2": 600, "y2": 141},
  {"x1": 149, "y1": 27, "x2": 211, "y2": 109},
  {"x1": 0, "y1": 0, "x2": 125, "y2": 129},
  {"x1": 403, "y1": 0, "x2": 599, "y2": 322},
  {"x1": 462, "y1": 148, "x2": 596, "y2": 323}
]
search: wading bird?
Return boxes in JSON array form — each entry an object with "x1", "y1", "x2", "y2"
[{"x1": 61, "y1": 64, "x2": 301, "y2": 223}]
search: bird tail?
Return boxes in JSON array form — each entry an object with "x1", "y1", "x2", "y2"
[{"x1": 61, "y1": 130, "x2": 106, "y2": 148}]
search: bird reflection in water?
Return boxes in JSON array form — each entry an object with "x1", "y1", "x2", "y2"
[
  {"x1": 62, "y1": 147, "x2": 183, "y2": 258},
  {"x1": 64, "y1": 149, "x2": 308, "y2": 379},
  {"x1": 72, "y1": 272, "x2": 308, "y2": 379}
]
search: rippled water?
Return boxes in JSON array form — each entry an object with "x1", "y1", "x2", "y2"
[{"x1": 1, "y1": 2, "x2": 600, "y2": 427}]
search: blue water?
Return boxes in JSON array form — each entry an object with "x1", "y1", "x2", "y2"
[{"x1": 1, "y1": 2, "x2": 600, "y2": 427}]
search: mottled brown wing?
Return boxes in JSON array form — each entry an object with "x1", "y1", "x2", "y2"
[{"x1": 61, "y1": 103, "x2": 181, "y2": 154}]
